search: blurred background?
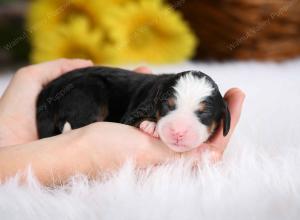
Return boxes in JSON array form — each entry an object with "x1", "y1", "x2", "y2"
[{"x1": 1, "y1": 0, "x2": 300, "y2": 69}]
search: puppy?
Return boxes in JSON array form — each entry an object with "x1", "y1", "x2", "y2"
[{"x1": 36, "y1": 67, "x2": 230, "y2": 152}]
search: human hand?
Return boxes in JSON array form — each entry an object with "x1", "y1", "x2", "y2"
[{"x1": 0, "y1": 59, "x2": 93, "y2": 146}]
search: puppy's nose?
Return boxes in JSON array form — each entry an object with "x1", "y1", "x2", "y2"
[{"x1": 170, "y1": 127, "x2": 187, "y2": 141}]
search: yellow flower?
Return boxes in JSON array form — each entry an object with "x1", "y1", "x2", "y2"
[
  {"x1": 107, "y1": 0, "x2": 161, "y2": 6},
  {"x1": 31, "y1": 17, "x2": 114, "y2": 64},
  {"x1": 28, "y1": 0, "x2": 197, "y2": 64},
  {"x1": 27, "y1": 0, "x2": 106, "y2": 34},
  {"x1": 103, "y1": 1, "x2": 197, "y2": 63}
]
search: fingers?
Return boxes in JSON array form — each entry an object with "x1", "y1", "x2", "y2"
[
  {"x1": 134, "y1": 66, "x2": 152, "y2": 74},
  {"x1": 38, "y1": 59, "x2": 94, "y2": 85},
  {"x1": 16, "y1": 59, "x2": 93, "y2": 86},
  {"x1": 18, "y1": 62, "x2": 150, "y2": 87},
  {"x1": 206, "y1": 88, "x2": 246, "y2": 151},
  {"x1": 224, "y1": 88, "x2": 246, "y2": 132}
]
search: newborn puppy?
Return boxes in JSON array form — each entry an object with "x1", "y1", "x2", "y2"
[{"x1": 37, "y1": 67, "x2": 230, "y2": 152}]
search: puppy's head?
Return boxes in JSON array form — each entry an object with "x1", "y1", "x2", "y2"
[{"x1": 155, "y1": 71, "x2": 230, "y2": 152}]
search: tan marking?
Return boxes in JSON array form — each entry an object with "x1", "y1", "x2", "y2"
[
  {"x1": 199, "y1": 102, "x2": 206, "y2": 112},
  {"x1": 208, "y1": 121, "x2": 217, "y2": 134},
  {"x1": 97, "y1": 105, "x2": 109, "y2": 121},
  {"x1": 156, "y1": 111, "x2": 161, "y2": 120},
  {"x1": 167, "y1": 97, "x2": 176, "y2": 108}
]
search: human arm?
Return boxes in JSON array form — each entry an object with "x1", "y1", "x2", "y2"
[{"x1": 0, "y1": 122, "x2": 178, "y2": 185}]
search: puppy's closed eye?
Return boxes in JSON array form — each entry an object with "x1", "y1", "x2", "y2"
[
  {"x1": 167, "y1": 97, "x2": 176, "y2": 111},
  {"x1": 159, "y1": 97, "x2": 176, "y2": 116},
  {"x1": 160, "y1": 103, "x2": 172, "y2": 116}
]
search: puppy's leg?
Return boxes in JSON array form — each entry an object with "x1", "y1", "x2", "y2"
[{"x1": 139, "y1": 120, "x2": 159, "y2": 138}]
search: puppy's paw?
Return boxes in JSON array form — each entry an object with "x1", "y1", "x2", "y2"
[{"x1": 139, "y1": 121, "x2": 159, "y2": 138}]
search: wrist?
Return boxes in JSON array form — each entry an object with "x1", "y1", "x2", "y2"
[
  {"x1": 0, "y1": 130, "x2": 94, "y2": 185},
  {"x1": 0, "y1": 116, "x2": 36, "y2": 147},
  {"x1": 34, "y1": 131, "x2": 94, "y2": 184}
]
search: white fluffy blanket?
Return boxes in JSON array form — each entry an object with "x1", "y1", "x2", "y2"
[{"x1": 0, "y1": 60, "x2": 300, "y2": 220}]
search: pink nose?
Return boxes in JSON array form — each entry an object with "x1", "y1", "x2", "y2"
[{"x1": 170, "y1": 127, "x2": 187, "y2": 142}]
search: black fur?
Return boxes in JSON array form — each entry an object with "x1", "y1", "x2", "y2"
[{"x1": 36, "y1": 67, "x2": 230, "y2": 138}]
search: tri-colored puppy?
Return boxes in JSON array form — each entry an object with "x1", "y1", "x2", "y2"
[{"x1": 36, "y1": 67, "x2": 230, "y2": 152}]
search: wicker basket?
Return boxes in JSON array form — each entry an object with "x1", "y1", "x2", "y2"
[
  {"x1": 0, "y1": 2, "x2": 28, "y2": 65},
  {"x1": 172, "y1": 0, "x2": 300, "y2": 61}
]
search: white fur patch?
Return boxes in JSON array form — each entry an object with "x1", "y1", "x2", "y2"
[
  {"x1": 62, "y1": 122, "x2": 72, "y2": 133},
  {"x1": 173, "y1": 72, "x2": 214, "y2": 111}
]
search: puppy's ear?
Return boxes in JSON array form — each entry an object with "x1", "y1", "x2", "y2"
[{"x1": 222, "y1": 100, "x2": 231, "y2": 136}]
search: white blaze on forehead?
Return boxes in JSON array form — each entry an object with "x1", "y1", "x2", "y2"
[{"x1": 173, "y1": 72, "x2": 214, "y2": 111}]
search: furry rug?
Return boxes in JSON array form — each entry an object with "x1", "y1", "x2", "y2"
[{"x1": 1, "y1": 60, "x2": 300, "y2": 220}]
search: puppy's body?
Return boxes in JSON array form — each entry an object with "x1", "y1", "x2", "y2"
[{"x1": 37, "y1": 67, "x2": 230, "y2": 152}]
